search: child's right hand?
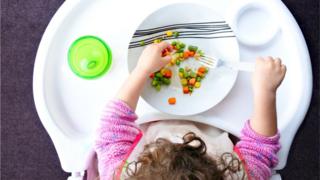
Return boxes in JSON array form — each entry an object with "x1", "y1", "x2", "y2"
[
  {"x1": 252, "y1": 57, "x2": 286, "y2": 96},
  {"x1": 135, "y1": 42, "x2": 172, "y2": 76}
]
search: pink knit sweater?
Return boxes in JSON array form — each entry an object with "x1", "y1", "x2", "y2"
[{"x1": 95, "y1": 99, "x2": 280, "y2": 180}]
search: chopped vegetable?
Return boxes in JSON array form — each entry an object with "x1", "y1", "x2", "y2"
[
  {"x1": 164, "y1": 70, "x2": 172, "y2": 78},
  {"x1": 154, "y1": 39, "x2": 162, "y2": 44},
  {"x1": 195, "y1": 82, "x2": 201, "y2": 88},
  {"x1": 178, "y1": 65, "x2": 209, "y2": 94},
  {"x1": 149, "y1": 68, "x2": 172, "y2": 91},
  {"x1": 198, "y1": 66, "x2": 207, "y2": 73},
  {"x1": 160, "y1": 68, "x2": 167, "y2": 75},
  {"x1": 183, "y1": 71, "x2": 189, "y2": 78},
  {"x1": 155, "y1": 72, "x2": 163, "y2": 78},
  {"x1": 183, "y1": 51, "x2": 190, "y2": 59},
  {"x1": 166, "y1": 31, "x2": 173, "y2": 37},
  {"x1": 183, "y1": 86, "x2": 189, "y2": 94},
  {"x1": 190, "y1": 72, "x2": 197, "y2": 78},
  {"x1": 163, "y1": 78, "x2": 171, "y2": 85},
  {"x1": 149, "y1": 40, "x2": 208, "y2": 95},
  {"x1": 155, "y1": 85, "x2": 161, "y2": 91},
  {"x1": 168, "y1": 97, "x2": 176, "y2": 105},
  {"x1": 181, "y1": 79, "x2": 188, "y2": 86},
  {"x1": 189, "y1": 78, "x2": 196, "y2": 85},
  {"x1": 188, "y1": 45, "x2": 198, "y2": 52},
  {"x1": 176, "y1": 60, "x2": 181, "y2": 66},
  {"x1": 189, "y1": 51, "x2": 195, "y2": 57},
  {"x1": 174, "y1": 31, "x2": 180, "y2": 38},
  {"x1": 189, "y1": 86, "x2": 194, "y2": 92},
  {"x1": 139, "y1": 41, "x2": 145, "y2": 46},
  {"x1": 152, "y1": 80, "x2": 158, "y2": 86},
  {"x1": 197, "y1": 50, "x2": 204, "y2": 56}
]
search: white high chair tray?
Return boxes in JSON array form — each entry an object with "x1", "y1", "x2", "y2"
[{"x1": 33, "y1": 0, "x2": 312, "y2": 177}]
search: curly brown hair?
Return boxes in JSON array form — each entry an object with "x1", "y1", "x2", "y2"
[{"x1": 122, "y1": 132, "x2": 246, "y2": 180}]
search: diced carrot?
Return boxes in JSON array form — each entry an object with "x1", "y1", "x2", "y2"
[
  {"x1": 168, "y1": 97, "x2": 176, "y2": 105},
  {"x1": 160, "y1": 68, "x2": 167, "y2": 75},
  {"x1": 164, "y1": 70, "x2": 172, "y2": 78},
  {"x1": 188, "y1": 51, "x2": 195, "y2": 57},
  {"x1": 188, "y1": 78, "x2": 196, "y2": 85},
  {"x1": 149, "y1": 73, "x2": 155, "y2": 78},
  {"x1": 183, "y1": 86, "x2": 189, "y2": 94},
  {"x1": 162, "y1": 49, "x2": 170, "y2": 57},
  {"x1": 197, "y1": 72, "x2": 204, "y2": 77},
  {"x1": 183, "y1": 51, "x2": 190, "y2": 59},
  {"x1": 167, "y1": 45, "x2": 173, "y2": 52},
  {"x1": 198, "y1": 67, "x2": 206, "y2": 73}
]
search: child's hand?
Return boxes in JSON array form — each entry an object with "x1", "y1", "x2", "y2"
[
  {"x1": 252, "y1": 57, "x2": 286, "y2": 96},
  {"x1": 135, "y1": 42, "x2": 172, "y2": 75}
]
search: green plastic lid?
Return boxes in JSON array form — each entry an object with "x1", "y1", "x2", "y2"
[{"x1": 68, "y1": 36, "x2": 112, "y2": 79}]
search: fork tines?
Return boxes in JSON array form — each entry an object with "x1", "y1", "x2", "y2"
[
  {"x1": 129, "y1": 21, "x2": 235, "y2": 49},
  {"x1": 198, "y1": 55, "x2": 218, "y2": 68}
]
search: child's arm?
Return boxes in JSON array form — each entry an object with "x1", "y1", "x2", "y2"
[
  {"x1": 251, "y1": 57, "x2": 286, "y2": 136},
  {"x1": 94, "y1": 42, "x2": 171, "y2": 179},
  {"x1": 235, "y1": 57, "x2": 286, "y2": 179},
  {"x1": 117, "y1": 42, "x2": 172, "y2": 110}
]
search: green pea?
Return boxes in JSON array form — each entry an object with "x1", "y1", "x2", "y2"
[
  {"x1": 152, "y1": 80, "x2": 158, "y2": 86},
  {"x1": 188, "y1": 45, "x2": 198, "y2": 52},
  {"x1": 174, "y1": 32, "x2": 180, "y2": 38},
  {"x1": 190, "y1": 71, "x2": 197, "y2": 78},
  {"x1": 196, "y1": 77, "x2": 202, "y2": 82},
  {"x1": 155, "y1": 85, "x2": 161, "y2": 91},
  {"x1": 171, "y1": 41, "x2": 177, "y2": 46},
  {"x1": 176, "y1": 60, "x2": 181, "y2": 66},
  {"x1": 197, "y1": 50, "x2": 204, "y2": 56},
  {"x1": 163, "y1": 78, "x2": 171, "y2": 85},
  {"x1": 176, "y1": 49, "x2": 184, "y2": 53},
  {"x1": 155, "y1": 72, "x2": 163, "y2": 78},
  {"x1": 139, "y1": 41, "x2": 145, "y2": 46},
  {"x1": 179, "y1": 68, "x2": 184, "y2": 73},
  {"x1": 183, "y1": 71, "x2": 189, "y2": 78}
]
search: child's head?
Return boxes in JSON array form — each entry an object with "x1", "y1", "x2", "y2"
[{"x1": 124, "y1": 132, "x2": 245, "y2": 180}]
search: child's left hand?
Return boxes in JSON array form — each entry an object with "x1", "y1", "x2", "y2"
[{"x1": 135, "y1": 42, "x2": 172, "y2": 75}]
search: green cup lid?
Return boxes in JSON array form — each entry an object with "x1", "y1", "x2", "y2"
[{"x1": 68, "y1": 36, "x2": 112, "y2": 79}]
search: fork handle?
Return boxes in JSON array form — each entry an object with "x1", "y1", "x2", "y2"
[{"x1": 223, "y1": 61, "x2": 255, "y2": 72}]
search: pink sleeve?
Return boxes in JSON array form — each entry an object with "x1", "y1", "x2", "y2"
[
  {"x1": 235, "y1": 121, "x2": 281, "y2": 180},
  {"x1": 94, "y1": 99, "x2": 142, "y2": 180}
]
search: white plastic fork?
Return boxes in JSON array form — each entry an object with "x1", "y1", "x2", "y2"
[{"x1": 199, "y1": 55, "x2": 255, "y2": 72}]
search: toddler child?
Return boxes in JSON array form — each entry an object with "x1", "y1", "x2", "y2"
[{"x1": 94, "y1": 41, "x2": 286, "y2": 180}]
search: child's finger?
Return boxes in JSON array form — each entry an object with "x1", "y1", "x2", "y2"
[
  {"x1": 281, "y1": 64, "x2": 287, "y2": 74},
  {"x1": 157, "y1": 41, "x2": 170, "y2": 50},
  {"x1": 275, "y1": 58, "x2": 282, "y2": 66},
  {"x1": 161, "y1": 55, "x2": 172, "y2": 64}
]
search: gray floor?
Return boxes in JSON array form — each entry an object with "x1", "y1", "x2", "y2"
[{"x1": 1, "y1": 0, "x2": 319, "y2": 179}]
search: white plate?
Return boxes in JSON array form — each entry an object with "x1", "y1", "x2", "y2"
[{"x1": 128, "y1": 3, "x2": 240, "y2": 115}]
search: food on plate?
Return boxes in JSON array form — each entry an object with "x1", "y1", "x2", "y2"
[
  {"x1": 178, "y1": 66, "x2": 208, "y2": 94},
  {"x1": 168, "y1": 97, "x2": 176, "y2": 105},
  {"x1": 149, "y1": 40, "x2": 209, "y2": 95},
  {"x1": 165, "y1": 31, "x2": 173, "y2": 37},
  {"x1": 149, "y1": 68, "x2": 172, "y2": 91}
]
